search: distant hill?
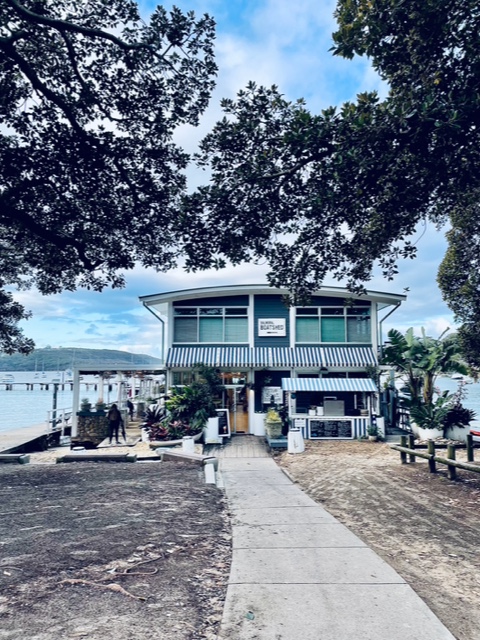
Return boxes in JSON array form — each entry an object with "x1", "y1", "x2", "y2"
[{"x1": 0, "y1": 347, "x2": 163, "y2": 372}]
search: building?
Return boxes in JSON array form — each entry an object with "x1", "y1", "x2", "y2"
[{"x1": 140, "y1": 284, "x2": 405, "y2": 440}]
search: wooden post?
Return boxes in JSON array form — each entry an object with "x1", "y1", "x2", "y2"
[
  {"x1": 400, "y1": 435, "x2": 407, "y2": 464},
  {"x1": 427, "y1": 440, "x2": 436, "y2": 473},
  {"x1": 408, "y1": 433, "x2": 416, "y2": 463},
  {"x1": 447, "y1": 444, "x2": 457, "y2": 480},
  {"x1": 466, "y1": 434, "x2": 474, "y2": 463}
]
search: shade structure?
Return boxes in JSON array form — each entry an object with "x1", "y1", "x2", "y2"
[
  {"x1": 166, "y1": 346, "x2": 377, "y2": 369},
  {"x1": 281, "y1": 378, "x2": 378, "y2": 393}
]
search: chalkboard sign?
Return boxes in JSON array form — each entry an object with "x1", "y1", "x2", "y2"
[
  {"x1": 216, "y1": 409, "x2": 230, "y2": 437},
  {"x1": 309, "y1": 419, "x2": 352, "y2": 439}
]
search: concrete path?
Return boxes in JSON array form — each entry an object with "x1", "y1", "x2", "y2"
[{"x1": 217, "y1": 438, "x2": 455, "y2": 640}]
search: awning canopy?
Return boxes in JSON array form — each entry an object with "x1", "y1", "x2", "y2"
[
  {"x1": 166, "y1": 346, "x2": 377, "y2": 369},
  {"x1": 281, "y1": 378, "x2": 378, "y2": 393}
]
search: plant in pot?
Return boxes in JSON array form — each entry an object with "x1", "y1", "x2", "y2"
[
  {"x1": 265, "y1": 408, "x2": 283, "y2": 439},
  {"x1": 367, "y1": 424, "x2": 378, "y2": 441},
  {"x1": 80, "y1": 397, "x2": 91, "y2": 412}
]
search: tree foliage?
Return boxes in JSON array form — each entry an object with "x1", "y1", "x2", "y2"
[
  {"x1": 382, "y1": 326, "x2": 472, "y2": 433},
  {"x1": 182, "y1": 0, "x2": 480, "y2": 307},
  {"x1": 0, "y1": 0, "x2": 216, "y2": 352}
]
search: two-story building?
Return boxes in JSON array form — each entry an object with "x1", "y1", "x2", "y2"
[{"x1": 140, "y1": 284, "x2": 405, "y2": 440}]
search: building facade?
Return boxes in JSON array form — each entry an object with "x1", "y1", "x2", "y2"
[{"x1": 140, "y1": 285, "x2": 405, "y2": 440}]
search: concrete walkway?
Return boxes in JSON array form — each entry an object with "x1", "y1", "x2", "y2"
[{"x1": 216, "y1": 437, "x2": 455, "y2": 640}]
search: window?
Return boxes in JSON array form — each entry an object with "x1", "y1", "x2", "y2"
[
  {"x1": 295, "y1": 306, "x2": 371, "y2": 343},
  {"x1": 173, "y1": 307, "x2": 248, "y2": 343}
]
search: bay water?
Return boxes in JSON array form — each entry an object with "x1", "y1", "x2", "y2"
[{"x1": 0, "y1": 371, "x2": 118, "y2": 434}]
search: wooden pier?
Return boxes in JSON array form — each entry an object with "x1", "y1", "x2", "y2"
[{"x1": 0, "y1": 423, "x2": 53, "y2": 454}]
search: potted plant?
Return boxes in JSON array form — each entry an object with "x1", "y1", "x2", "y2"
[
  {"x1": 265, "y1": 408, "x2": 283, "y2": 439},
  {"x1": 367, "y1": 424, "x2": 378, "y2": 441},
  {"x1": 95, "y1": 398, "x2": 106, "y2": 414},
  {"x1": 80, "y1": 397, "x2": 91, "y2": 412}
]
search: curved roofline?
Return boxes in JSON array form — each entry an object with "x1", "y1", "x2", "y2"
[{"x1": 139, "y1": 283, "x2": 406, "y2": 307}]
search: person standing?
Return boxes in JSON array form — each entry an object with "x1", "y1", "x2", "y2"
[{"x1": 107, "y1": 403, "x2": 124, "y2": 445}]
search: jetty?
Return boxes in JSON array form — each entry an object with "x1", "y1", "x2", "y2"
[{"x1": 0, "y1": 422, "x2": 53, "y2": 454}]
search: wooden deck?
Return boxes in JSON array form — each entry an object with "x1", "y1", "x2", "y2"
[{"x1": 0, "y1": 423, "x2": 50, "y2": 454}]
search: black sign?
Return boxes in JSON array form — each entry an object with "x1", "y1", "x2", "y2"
[
  {"x1": 309, "y1": 419, "x2": 352, "y2": 439},
  {"x1": 217, "y1": 409, "x2": 229, "y2": 436}
]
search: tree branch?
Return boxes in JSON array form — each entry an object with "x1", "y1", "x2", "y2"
[{"x1": 5, "y1": 0, "x2": 154, "y2": 52}]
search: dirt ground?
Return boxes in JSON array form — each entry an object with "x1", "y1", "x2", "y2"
[
  {"x1": 1, "y1": 441, "x2": 480, "y2": 640},
  {"x1": 277, "y1": 440, "x2": 480, "y2": 640},
  {"x1": 0, "y1": 461, "x2": 231, "y2": 640}
]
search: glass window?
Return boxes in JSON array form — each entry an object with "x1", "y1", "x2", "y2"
[
  {"x1": 199, "y1": 317, "x2": 223, "y2": 342},
  {"x1": 174, "y1": 307, "x2": 197, "y2": 316},
  {"x1": 296, "y1": 317, "x2": 320, "y2": 342},
  {"x1": 173, "y1": 317, "x2": 197, "y2": 342},
  {"x1": 347, "y1": 307, "x2": 370, "y2": 316},
  {"x1": 225, "y1": 308, "x2": 248, "y2": 316},
  {"x1": 321, "y1": 307, "x2": 344, "y2": 316},
  {"x1": 347, "y1": 316, "x2": 371, "y2": 342},
  {"x1": 225, "y1": 317, "x2": 248, "y2": 342},
  {"x1": 296, "y1": 308, "x2": 318, "y2": 315},
  {"x1": 200, "y1": 308, "x2": 222, "y2": 315},
  {"x1": 321, "y1": 317, "x2": 345, "y2": 342}
]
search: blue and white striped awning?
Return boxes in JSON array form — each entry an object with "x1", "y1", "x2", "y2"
[
  {"x1": 281, "y1": 378, "x2": 378, "y2": 393},
  {"x1": 166, "y1": 346, "x2": 377, "y2": 368}
]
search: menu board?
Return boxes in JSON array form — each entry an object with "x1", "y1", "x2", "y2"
[
  {"x1": 309, "y1": 419, "x2": 352, "y2": 439},
  {"x1": 216, "y1": 409, "x2": 230, "y2": 436}
]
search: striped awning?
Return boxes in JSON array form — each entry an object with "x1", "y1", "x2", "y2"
[
  {"x1": 166, "y1": 346, "x2": 377, "y2": 368},
  {"x1": 281, "y1": 378, "x2": 378, "y2": 393}
]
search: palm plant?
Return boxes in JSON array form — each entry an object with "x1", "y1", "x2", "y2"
[{"x1": 383, "y1": 327, "x2": 471, "y2": 433}]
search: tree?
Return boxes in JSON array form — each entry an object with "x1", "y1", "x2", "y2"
[
  {"x1": 0, "y1": 0, "x2": 216, "y2": 352},
  {"x1": 382, "y1": 327, "x2": 467, "y2": 406},
  {"x1": 182, "y1": 0, "x2": 480, "y2": 306},
  {"x1": 382, "y1": 327, "x2": 472, "y2": 434}
]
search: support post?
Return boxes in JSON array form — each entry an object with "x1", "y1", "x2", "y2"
[
  {"x1": 408, "y1": 433, "x2": 416, "y2": 463},
  {"x1": 447, "y1": 444, "x2": 457, "y2": 480},
  {"x1": 427, "y1": 440, "x2": 436, "y2": 473},
  {"x1": 400, "y1": 435, "x2": 407, "y2": 464},
  {"x1": 466, "y1": 434, "x2": 474, "y2": 463}
]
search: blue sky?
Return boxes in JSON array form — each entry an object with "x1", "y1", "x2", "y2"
[{"x1": 16, "y1": 0, "x2": 454, "y2": 358}]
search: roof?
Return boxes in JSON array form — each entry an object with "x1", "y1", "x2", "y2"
[
  {"x1": 140, "y1": 284, "x2": 406, "y2": 309},
  {"x1": 281, "y1": 378, "x2": 378, "y2": 393},
  {"x1": 165, "y1": 346, "x2": 377, "y2": 368}
]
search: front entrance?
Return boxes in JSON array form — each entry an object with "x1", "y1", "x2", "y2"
[{"x1": 225, "y1": 386, "x2": 249, "y2": 434}]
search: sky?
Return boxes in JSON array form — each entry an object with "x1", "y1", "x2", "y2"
[{"x1": 16, "y1": 0, "x2": 455, "y2": 359}]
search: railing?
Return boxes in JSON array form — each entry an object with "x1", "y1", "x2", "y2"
[
  {"x1": 46, "y1": 407, "x2": 72, "y2": 435},
  {"x1": 391, "y1": 434, "x2": 480, "y2": 480},
  {"x1": 396, "y1": 407, "x2": 412, "y2": 432}
]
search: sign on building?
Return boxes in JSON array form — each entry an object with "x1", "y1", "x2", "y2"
[{"x1": 258, "y1": 318, "x2": 286, "y2": 337}]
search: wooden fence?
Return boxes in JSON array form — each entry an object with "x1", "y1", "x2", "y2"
[{"x1": 390, "y1": 434, "x2": 480, "y2": 480}]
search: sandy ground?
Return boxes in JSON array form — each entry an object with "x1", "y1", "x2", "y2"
[
  {"x1": 277, "y1": 440, "x2": 480, "y2": 640},
  {"x1": 0, "y1": 460, "x2": 231, "y2": 640},
  {"x1": 2, "y1": 438, "x2": 480, "y2": 639}
]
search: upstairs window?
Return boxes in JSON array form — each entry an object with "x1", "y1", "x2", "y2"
[
  {"x1": 174, "y1": 307, "x2": 248, "y2": 343},
  {"x1": 295, "y1": 306, "x2": 371, "y2": 343}
]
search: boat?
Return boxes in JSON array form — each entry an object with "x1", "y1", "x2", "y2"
[{"x1": 1, "y1": 374, "x2": 15, "y2": 384}]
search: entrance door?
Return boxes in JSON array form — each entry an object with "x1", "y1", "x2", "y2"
[{"x1": 226, "y1": 386, "x2": 249, "y2": 434}]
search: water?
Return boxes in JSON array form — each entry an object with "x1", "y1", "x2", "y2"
[{"x1": 0, "y1": 371, "x2": 118, "y2": 433}]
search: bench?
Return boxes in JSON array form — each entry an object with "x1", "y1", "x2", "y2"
[
  {"x1": 0, "y1": 454, "x2": 30, "y2": 464},
  {"x1": 56, "y1": 453, "x2": 137, "y2": 463},
  {"x1": 156, "y1": 449, "x2": 218, "y2": 471}
]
